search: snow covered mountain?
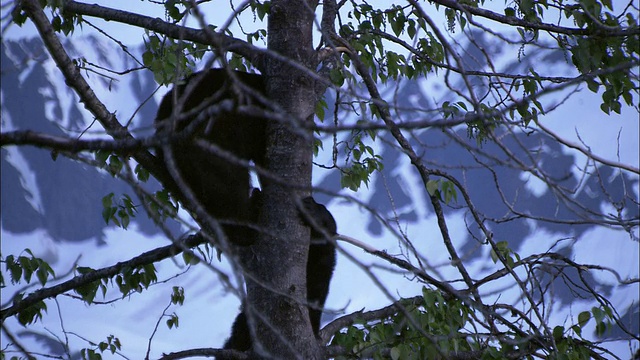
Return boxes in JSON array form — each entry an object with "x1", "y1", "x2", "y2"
[{"x1": 1, "y1": 35, "x2": 166, "y2": 244}]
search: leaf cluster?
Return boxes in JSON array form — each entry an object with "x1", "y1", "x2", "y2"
[
  {"x1": 73, "y1": 263, "x2": 158, "y2": 305},
  {"x1": 80, "y1": 334, "x2": 122, "y2": 360},
  {"x1": 331, "y1": 288, "x2": 476, "y2": 359},
  {"x1": 330, "y1": 287, "x2": 611, "y2": 359},
  {"x1": 2, "y1": 250, "x2": 55, "y2": 325}
]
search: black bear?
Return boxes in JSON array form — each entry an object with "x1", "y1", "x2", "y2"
[{"x1": 154, "y1": 68, "x2": 336, "y2": 353}]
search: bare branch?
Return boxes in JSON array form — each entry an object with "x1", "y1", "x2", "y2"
[
  {"x1": 536, "y1": 120, "x2": 640, "y2": 175},
  {"x1": 61, "y1": 0, "x2": 260, "y2": 65}
]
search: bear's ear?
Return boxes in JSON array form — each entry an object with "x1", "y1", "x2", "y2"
[{"x1": 300, "y1": 197, "x2": 337, "y2": 238}]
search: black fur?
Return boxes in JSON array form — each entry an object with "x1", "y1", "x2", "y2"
[
  {"x1": 223, "y1": 312, "x2": 251, "y2": 353},
  {"x1": 223, "y1": 195, "x2": 337, "y2": 351},
  {"x1": 155, "y1": 69, "x2": 266, "y2": 245},
  {"x1": 301, "y1": 197, "x2": 338, "y2": 334}
]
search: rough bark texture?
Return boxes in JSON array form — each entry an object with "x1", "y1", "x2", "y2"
[{"x1": 241, "y1": 0, "x2": 322, "y2": 358}]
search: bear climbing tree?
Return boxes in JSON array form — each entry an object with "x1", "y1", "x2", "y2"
[{"x1": 154, "y1": 69, "x2": 337, "y2": 354}]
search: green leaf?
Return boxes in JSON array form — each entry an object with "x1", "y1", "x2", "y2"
[
  {"x1": 102, "y1": 193, "x2": 114, "y2": 208},
  {"x1": 553, "y1": 325, "x2": 564, "y2": 340},
  {"x1": 51, "y1": 15, "x2": 62, "y2": 31},
  {"x1": 17, "y1": 301, "x2": 47, "y2": 325},
  {"x1": 171, "y1": 286, "x2": 185, "y2": 305},
  {"x1": 390, "y1": 15, "x2": 404, "y2": 36},
  {"x1": 595, "y1": 321, "x2": 607, "y2": 336},
  {"x1": 390, "y1": 346, "x2": 401, "y2": 360},
  {"x1": 95, "y1": 150, "x2": 110, "y2": 165},
  {"x1": 12, "y1": 9, "x2": 28, "y2": 25},
  {"x1": 505, "y1": 7, "x2": 516, "y2": 17},
  {"x1": 135, "y1": 164, "x2": 150, "y2": 182},
  {"x1": 329, "y1": 68, "x2": 345, "y2": 86},
  {"x1": 578, "y1": 311, "x2": 591, "y2": 327},
  {"x1": 592, "y1": 306, "x2": 604, "y2": 324},
  {"x1": 98, "y1": 342, "x2": 108, "y2": 352},
  {"x1": 75, "y1": 281, "x2": 100, "y2": 304},
  {"x1": 426, "y1": 180, "x2": 439, "y2": 196},
  {"x1": 182, "y1": 251, "x2": 199, "y2": 266},
  {"x1": 407, "y1": 19, "x2": 416, "y2": 39}
]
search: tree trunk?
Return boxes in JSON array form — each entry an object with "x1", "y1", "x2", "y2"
[{"x1": 242, "y1": 0, "x2": 322, "y2": 358}]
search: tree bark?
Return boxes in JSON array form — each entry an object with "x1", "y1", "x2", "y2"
[{"x1": 241, "y1": 0, "x2": 323, "y2": 358}]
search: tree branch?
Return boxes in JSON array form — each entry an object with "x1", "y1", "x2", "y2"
[
  {"x1": 428, "y1": 0, "x2": 640, "y2": 37},
  {"x1": 61, "y1": 0, "x2": 263, "y2": 68},
  {"x1": 0, "y1": 234, "x2": 206, "y2": 322},
  {"x1": 0, "y1": 130, "x2": 155, "y2": 153},
  {"x1": 536, "y1": 120, "x2": 640, "y2": 175}
]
